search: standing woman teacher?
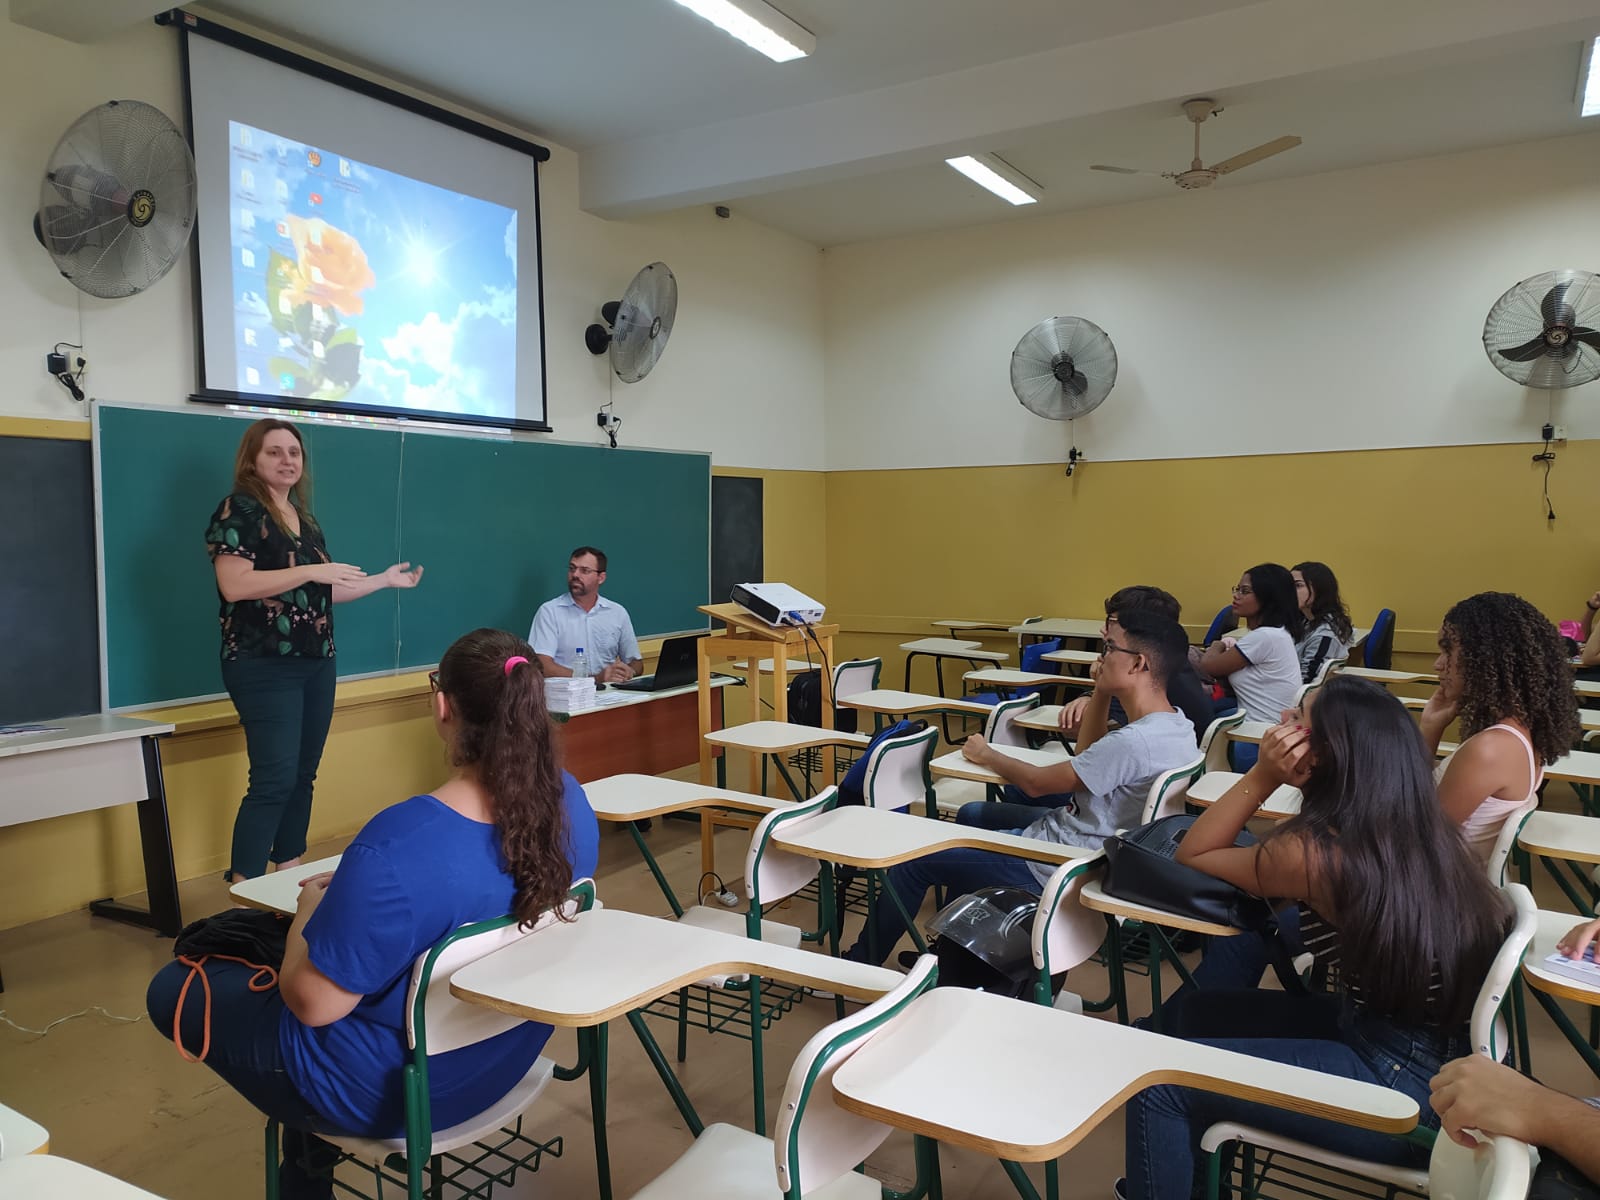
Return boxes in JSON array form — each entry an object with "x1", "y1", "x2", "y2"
[{"x1": 206, "y1": 419, "x2": 423, "y2": 881}]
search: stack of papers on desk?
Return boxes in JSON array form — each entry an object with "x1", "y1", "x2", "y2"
[{"x1": 545, "y1": 677, "x2": 597, "y2": 713}]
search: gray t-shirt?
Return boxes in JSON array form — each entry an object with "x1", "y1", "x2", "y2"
[
  {"x1": 1021, "y1": 708, "x2": 1198, "y2": 884},
  {"x1": 1230, "y1": 625, "x2": 1303, "y2": 722}
]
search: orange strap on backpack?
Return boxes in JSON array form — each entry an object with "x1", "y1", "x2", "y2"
[{"x1": 171, "y1": 954, "x2": 280, "y2": 1063}]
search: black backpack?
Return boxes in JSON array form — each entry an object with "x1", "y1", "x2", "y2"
[{"x1": 786, "y1": 669, "x2": 858, "y2": 733}]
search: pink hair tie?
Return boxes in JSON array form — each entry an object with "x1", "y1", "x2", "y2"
[{"x1": 504, "y1": 655, "x2": 529, "y2": 676}]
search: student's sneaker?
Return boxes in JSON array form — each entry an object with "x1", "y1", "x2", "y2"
[{"x1": 1113, "y1": 1178, "x2": 1129, "y2": 1200}]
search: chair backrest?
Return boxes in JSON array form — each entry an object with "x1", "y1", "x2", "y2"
[
  {"x1": 1202, "y1": 604, "x2": 1237, "y2": 646},
  {"x1": 1141, "y1": 758, "x2": 1205, "y2": 823},
  {"x1": 985, "y1": 692, "x2": 1042, "y2": 748},
  {"x1": 1019, "y1": 638, "x2": 1064, "y2": 673},
  {"x1": 1484, "y1": 800, "x2": 1538, "y2": 889},
  {"x1": 1426, "y1": 1131, "x2": 1535, "y2": 1200},
  {"x1": 1469, "y1": 883, "x2": 1538, "y2": 1060},
  {"x1": 862, "y1": 722, "x2": 939, "y2": 814},
  {"x1": 773, "y1": 956, "x2": 939, "y2": 1198},
  {"x1": 1200, "y1": 711, "x2": 1246, "y2": 773},
  {"x1": 1030, "y1": 853, "x2": 1108, "y2": 1001},
  {"x1": 832, "y1": 658, "x2": 881, "y2": 704},
  {"x1": 1014, "y1": 615, "x2": 1044, "y2": 651},
  {"x1": 1301, "y1": 654, "x2": 1337, "y2": 698},
  {"x1": 1364, "y1": 608, "x2": 1396, "y2": 670},
  {"x1": 744, "y1": 788, "x2": 838, "y2": 915},
  {"x1": 407, "y1": 878, "x2": 598, "y2": 1056}
]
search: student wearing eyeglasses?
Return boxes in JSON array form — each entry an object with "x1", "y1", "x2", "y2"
[
  {"x1": 842, "y1": 610, "x2": 1197, "y2": 967},
  {"x1": 1198, "y1": 563, "x2": 1305, "y2": 725},
  {"x1": 528, "y1": 545, "x2": 642, "y2": 684}
]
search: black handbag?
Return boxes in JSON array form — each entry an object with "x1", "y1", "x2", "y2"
[
  {"x1": 169, "y1": 908, "x2": 290, "y2": 1063},
  {"x1": 1103, "y1": 813, "x2": 1304, "y2": 992}
]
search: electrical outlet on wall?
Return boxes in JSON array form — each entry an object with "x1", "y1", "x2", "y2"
[{"x1": 1552, "y1": 425, "x2": 1569, "y2": 442}]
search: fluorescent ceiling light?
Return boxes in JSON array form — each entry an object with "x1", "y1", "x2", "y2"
[
  {"x1": 1580, "y1": 36, "x2": 1600, "y2": 116},
  {"x1": 945, "y1": 154, "x2": 1040, "y2": 206},
  {"x1": 669, "y1": 0, "x2": 815, "y2": 63}
]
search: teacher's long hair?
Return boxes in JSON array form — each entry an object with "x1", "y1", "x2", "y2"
[
  {"x1": 437, "y1": 628, "x2": 573, "y2": 928},
  {"x1": 233, "y1": 418, "x2": 315, "y2": 532}
]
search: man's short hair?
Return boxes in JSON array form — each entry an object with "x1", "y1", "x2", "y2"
[
  {"x1": 1113, "y1": 608, "x2": 1189, "y2": 690},
  {"x1": 570, "y1": 546, "x2": 608, "y2": 573},
  {"x1": 1105, "y1": 585, "x2": 1181, "y2": 622}
]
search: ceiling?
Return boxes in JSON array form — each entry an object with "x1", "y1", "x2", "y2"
[{"x1": 16, "y1": 0, "x2": 1600, "y2": 245}]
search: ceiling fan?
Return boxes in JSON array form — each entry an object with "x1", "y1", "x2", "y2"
[{"x1": 1090, "y1": 98, "x2": 1301, "y2": 190}]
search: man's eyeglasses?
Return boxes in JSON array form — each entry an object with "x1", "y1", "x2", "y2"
[
  {"x1": 1102, "y1": 639, "x2": 1142, "y2": 660},
  {"x1": 568, "y1": 565, "x2": 600, "y2": 576},
  {"x1": 428, "y1": 670, "x2": 440, "y2": 693}
]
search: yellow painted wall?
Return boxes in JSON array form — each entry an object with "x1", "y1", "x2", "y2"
[
  {"x1": 0, "y1": 464, "x2": 825, "y2": 928},
  {"x1": 823, "y1": 441, "x2": 1600, "y2": 678}
]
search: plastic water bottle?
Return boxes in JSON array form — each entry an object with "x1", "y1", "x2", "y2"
[{"x1": 572, "y1": 647, "x2": 589, "y2": 679}]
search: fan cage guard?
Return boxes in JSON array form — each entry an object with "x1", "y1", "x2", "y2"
[
  {"x1": 1010, "y1": 316, "x2": 1118, "y2": 422},
  {"x1": 1482, "y1": 270, "x2": 1600, "y2": 391},
  {"x1": 37, "y1": 100, "x2": 196, "y2": 300}
]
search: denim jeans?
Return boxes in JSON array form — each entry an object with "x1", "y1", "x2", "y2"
[
  {"x1": 843, "y1": 844, "x2": 1042, "y2": 965},
  {"x1": 955, "y1": 785, "x2": 1072, "y2": 831},
  {"x1": 147, "y1": 958, "x2": 341, "y2": 1200},
  {"x1": 222, "y1": 655, "x2": 338, "y2": 878},
  {"x1": 1123, "y1": 989, "x2": 1467, "y2": 1200},
  {"x1": 1183, "y1": 904, "x2": 1305, "y2": 994}
]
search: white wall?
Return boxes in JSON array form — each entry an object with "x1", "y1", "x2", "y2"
[
  {"x1": 0, "y1": 19, "x2": 827, "y2": 471},
  {"x1": 822, "y1": 131, "x2": 1600, "y2": 470}
]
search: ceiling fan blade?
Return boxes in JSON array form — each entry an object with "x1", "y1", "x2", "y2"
[
  {"x1": 1211, "y1": 135, "x2": 1302, "y2": 176},
  {"x1": 1497, "y1": 335, "x2": 1551, "y2": 363},
  {"x1": 1089, "y1": 164, "x2": 1162, "y2": 176}
]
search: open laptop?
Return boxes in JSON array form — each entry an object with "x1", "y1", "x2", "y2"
[{"x1": 611, "y1": 633, "x2": 703, "y2": 692}]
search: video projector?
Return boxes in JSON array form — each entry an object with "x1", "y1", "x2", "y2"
[{"x1": 730, "y1": 582, "x2": 825, "y2": 627}]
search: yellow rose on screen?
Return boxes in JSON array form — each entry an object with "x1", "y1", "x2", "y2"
[{"x1": 283, "y1": 215, "x2": 377, "y2": 316}]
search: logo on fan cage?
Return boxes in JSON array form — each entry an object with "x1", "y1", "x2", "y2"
[{"x1": 128, "y1": 189, "x2": 156, "y2": 228}]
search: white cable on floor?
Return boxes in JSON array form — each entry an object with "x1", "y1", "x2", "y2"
[{"x1": 0, "y1": 1005, "x2": 147, "y2": 1038}]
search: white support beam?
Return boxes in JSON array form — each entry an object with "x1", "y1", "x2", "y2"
[
  {"x1": 9, "y1": 0, "x2": 169, "y2": 43},
  {"x1": 580, "y1": 0, "x2": 1600, "y2": 217}
]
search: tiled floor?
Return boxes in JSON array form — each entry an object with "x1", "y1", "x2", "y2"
[{"x1": 2, "y1": 782, "x2": 1597, "y2": 1199}]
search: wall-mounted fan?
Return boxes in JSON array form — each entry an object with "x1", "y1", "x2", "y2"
[
  {"x1": 585, "y1": 262, "x2": 678, "y2": 383},
  {"x1": 1483, "y1": 270, "x2": 1600, "y2": 390},
  {"x1": 33, "y1": 100, "x2": 196, "y2": 299},
  {"x1": 1010, "y1": 316, "x2": 1118, "y2": 475},
  {"x1": 1091, "y1": 98, "x2": 1300, "y2": 191}
]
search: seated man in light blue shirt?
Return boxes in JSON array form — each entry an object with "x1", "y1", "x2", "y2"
[{"x1": 529, "y1": 546, "x2": 643, "y2": 685}]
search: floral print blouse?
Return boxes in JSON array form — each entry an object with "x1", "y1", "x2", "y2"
[{"x1": 205, "y1": 493, "x2": 335, "y2": 660}]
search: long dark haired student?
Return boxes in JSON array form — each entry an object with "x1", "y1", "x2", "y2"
[
  {"x1": 1123, "y1": 676, "x2": 1508, "y2": 1200},
  {"x1": 1420, "y1": 592, "x2": 1578, "y2": 868},
  {"x1": 1291, "y1": 561, "x2": 1353, "y2": 683},
  {"x1": 208, "y1": 418, "x2": 424, "y2": 881},
  {"x1": 147, "y1": 629, "x2": 599, "y2": 1200},
  {"x1": 1198, "y1": 563, "x2": 1305, "y2": 722}
]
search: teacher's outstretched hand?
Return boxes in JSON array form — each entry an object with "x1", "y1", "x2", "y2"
[{"x1": 205, "y1": 419, "x2": 425, "y2": 882}]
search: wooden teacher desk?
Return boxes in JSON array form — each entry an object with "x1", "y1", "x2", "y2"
[
  {"x1": 550, "y1": 677, "x2": 733, "y2": 783},
  {"x1": 0, "y1": 715, "x2": 181, "y2": 943}
]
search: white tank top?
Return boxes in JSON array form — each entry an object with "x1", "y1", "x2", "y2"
[{"x1": 1436, "y1": 723, "x2": 1542, "y2": 867}]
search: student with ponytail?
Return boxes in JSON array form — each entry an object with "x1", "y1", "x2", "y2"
[{"x1": 146, "y1": 628, "x2": 598, "y2": 1200}]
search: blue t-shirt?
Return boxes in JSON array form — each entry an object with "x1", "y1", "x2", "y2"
[{"x1": 279, "y1": 773, "x2": 600, "y2": 1136}]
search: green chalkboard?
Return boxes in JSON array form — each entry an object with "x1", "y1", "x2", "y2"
[{"x1": 96, "y1": 404, "x2": 709, "y2": 708}]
